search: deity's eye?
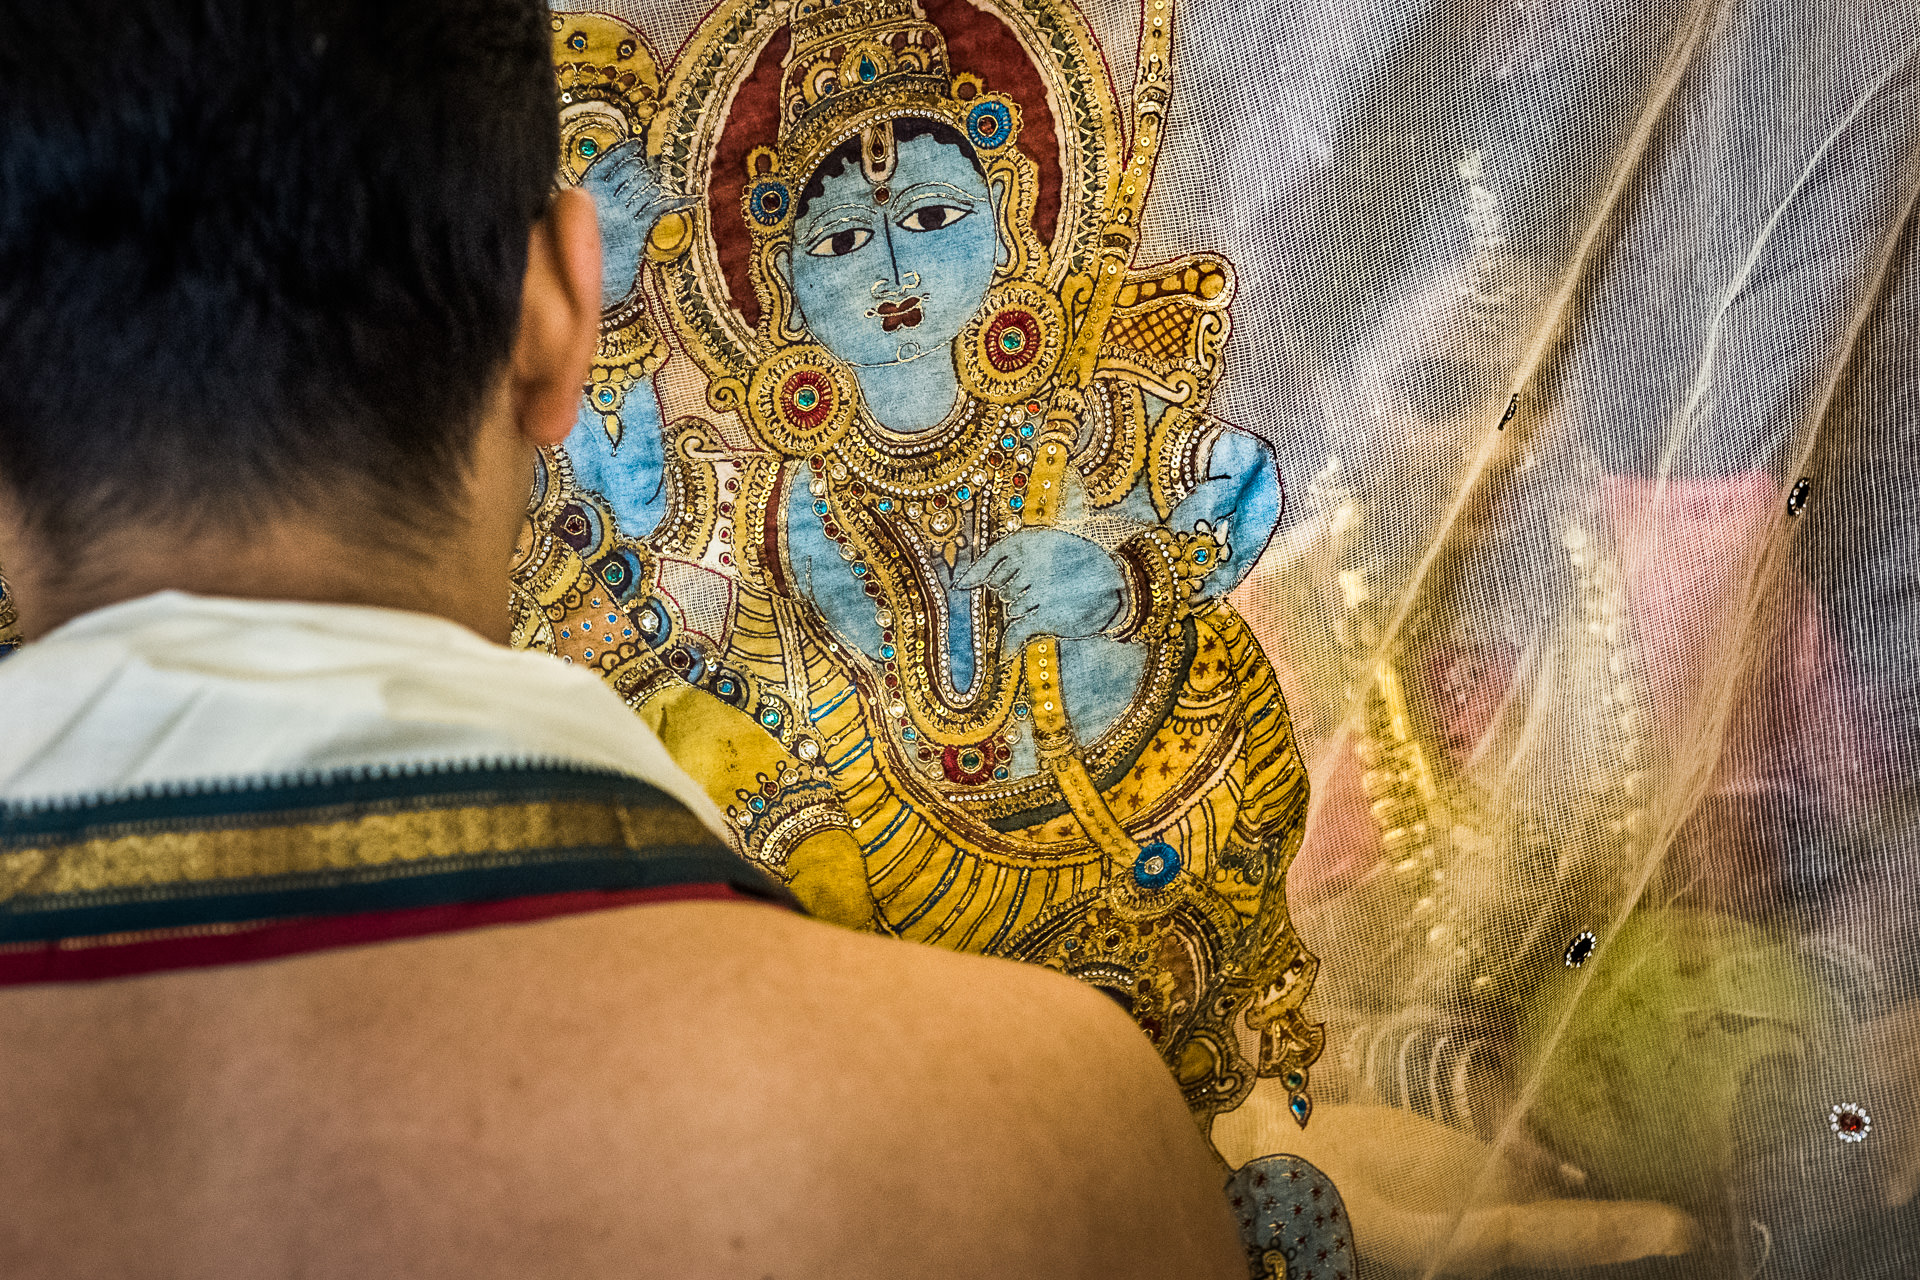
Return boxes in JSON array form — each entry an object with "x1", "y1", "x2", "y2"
[
  {"x1": 898, "y1": 203, "x2": 971, "y2": 233},
  {"x1": 806, "y1": 226, "x2": 874, "y2": 257}
]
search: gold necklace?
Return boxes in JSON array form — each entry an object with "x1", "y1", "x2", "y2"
[{"x1": 802, "y1": 397, "x2": 1050, "y2": 773}]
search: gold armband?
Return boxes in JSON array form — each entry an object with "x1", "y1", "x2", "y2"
[{"x1": 1107, "y1": 525, "x2": 1225, "y2": 640}]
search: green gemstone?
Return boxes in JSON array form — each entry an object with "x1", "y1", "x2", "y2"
[{"x1": 578, "y1": 137, "x2": 598, "y2": 159}]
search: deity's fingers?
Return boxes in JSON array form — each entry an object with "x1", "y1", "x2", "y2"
[
  {"x1": 955, "y1": 545, "x2": 1013, "y2": 590},
  {"x1": 996, "y1": 573, "x2": 1035, "y2": 602},
  {"x1": 987, "y1": 555, "x2": 1029, "y2": 595}
]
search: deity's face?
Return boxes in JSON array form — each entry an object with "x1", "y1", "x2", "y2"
[{"x1": 783, "y1": 128, "x2": 1001, "y2": 370}]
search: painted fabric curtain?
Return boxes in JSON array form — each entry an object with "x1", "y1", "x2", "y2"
[{"x1": 5, "y1": 0, "x2": 1916, "y2": 1275}]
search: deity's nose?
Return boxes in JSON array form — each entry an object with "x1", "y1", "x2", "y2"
[{"x1": 869, "y1": 216, "x2": 909, "y2": 296}]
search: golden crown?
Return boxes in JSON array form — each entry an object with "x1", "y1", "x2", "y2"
[{"x1": 741, "y1": 0, "x2": 1023, "y2": 236}]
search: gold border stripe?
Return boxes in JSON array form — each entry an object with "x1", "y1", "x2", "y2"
[{"x1": 0, "y1": 801, "x2": 716, "y2": 902}]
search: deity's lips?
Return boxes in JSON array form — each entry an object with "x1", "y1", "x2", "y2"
[{"x1": 874, "y1": 295, "x2": 925, "y2": 332}]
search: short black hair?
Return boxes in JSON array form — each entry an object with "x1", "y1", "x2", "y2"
[
  {"x1": 795, "y1": 118, "x2": 983, "y2": 223},
  {"x1": 0, "y1": 0, "x2": 558, "y2": 560}
]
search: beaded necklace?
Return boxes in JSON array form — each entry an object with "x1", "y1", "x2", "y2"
[{"x1": 805, "y1": 393, "x2": 1049, "y2": 783}]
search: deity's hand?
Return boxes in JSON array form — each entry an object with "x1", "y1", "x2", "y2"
[
  {"x1": 1214, "y1": 1093, "x2": 1700, "y2": 1274},
  {"x1": 957, "y1": 529, "x2": 1126, "y2": 654},
  {"x1": 577, "y1": 139, "x2": 693, "y2": 312}
]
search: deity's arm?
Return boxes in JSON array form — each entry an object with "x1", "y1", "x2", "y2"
[
  {"x1": 558, "y1": 140, "x2": 688, "y2": 540},
  {"x1": 561, "y1": 386, "x2": 669, "y2": 540},
  {"x1": 1164, "y1": 423, "x2": 1282, "y2": 600}
]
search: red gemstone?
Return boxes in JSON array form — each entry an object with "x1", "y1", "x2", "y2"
[{"x1": 1838, "y1": 1110, "x2": 1867, "y2": 1133}]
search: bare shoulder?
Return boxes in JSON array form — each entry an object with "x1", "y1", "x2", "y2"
[
  {"x1": 469, "y1": 902, "x2": 1250, "y2": 1278},
  {"x1": 0, "y1": 902, "x2": 1247, "y2": 1280}
]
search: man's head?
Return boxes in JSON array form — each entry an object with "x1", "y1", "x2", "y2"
[{"x1": 0, "y1": 0, "x2": 599, "y2": 637}]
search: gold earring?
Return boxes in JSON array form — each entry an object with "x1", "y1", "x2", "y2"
[
  {"x1": 747, "y1": 342, "x2": 859, "y2": 454},
  {"x1": 957, "y1": 280, "x2": 1064, "y2": 404}
]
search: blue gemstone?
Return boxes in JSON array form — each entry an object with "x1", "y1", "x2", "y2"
[
  {"x1": 992, "y1": 767, "x2": 1009, "y2": 780},
  {"x1": 1289, "y1": 1095, "x2": 1313, "y2": 1126},
  {"x1": 903, "y1": 728, "x2": 917, "y2": 741},
  {"x1": 1132, "y1": 840, "x2": 1181, "y2": 890},
  {"x1": 750, "y1": 181, "x2": 790, "y2": 228},
  {"x1": 597, "y1": 387, "x2": 614, "y2": 405},
  {"x1": 814, "y1": 500, "x2": 830, "y2": 516},
  {"x1": 623, "y1": 628, "x2": 633, "y2": 638},
  {"x1": 761, "y1": 709, "x2": 781, "y2": 727},
  {"x1": 584, "y1": 649, "x2": 594, "y2": 658},
  {"x1": 852, "y1": 563, "x2": 867, "y2": 576},
  {"x1": 1001, "y1": 435, "x2": 1016, "y2": 449},
  {"x1": 749, "y1": 795, "x2": 766, "y2": 811},
  {"x1": 1019, "y1": 423, "x2": 1035, "y2": 437},
  {"x1": 1009, "y1": 496, "x2": 1024, "y2": 511},
  {"x1": 967, "y1": 100, "x2": 1013, "y2": 148},
  {"x1": 955, "y1": 486, "x2": 971, "y2": 502},
  {"x1": 1193, "y1": 548, "x2": 1209, "y2": 565},
  {"x1": 880, "y1": 645, "x2": 895, "y2": 660},
  {"x1": 718, "y1": 680, "x2": 735, "y2": 695},
  {"x1": 878, "y1": 499, "x2": 892, "y2": 512},
  {"x1": 560, "y1": 630, "x2": 570, "y2": 639}
]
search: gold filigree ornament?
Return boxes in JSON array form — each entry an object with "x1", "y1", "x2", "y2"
[
  {"x1": 747, "y1": 343, "x2": 859, "y2": 453},
  {"x1": 957, "y1": 279, "x2": 1066, "y2": 403},
  {"x1": 551, "y1": 14, "x2": 662, "y2": 190}
]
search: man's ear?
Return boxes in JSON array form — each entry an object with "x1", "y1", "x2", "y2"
[{"x1": 511, "y1": 187, "x2": 601, "y2": 449}]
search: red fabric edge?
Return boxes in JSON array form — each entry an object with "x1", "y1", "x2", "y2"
[{"x1": 0, "y1": 883, "x2": 754, "y2": 986}]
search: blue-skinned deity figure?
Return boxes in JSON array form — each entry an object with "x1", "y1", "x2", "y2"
[{"x1": 515, "y1": 0, "x2": 1326, "y2": 1133}]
